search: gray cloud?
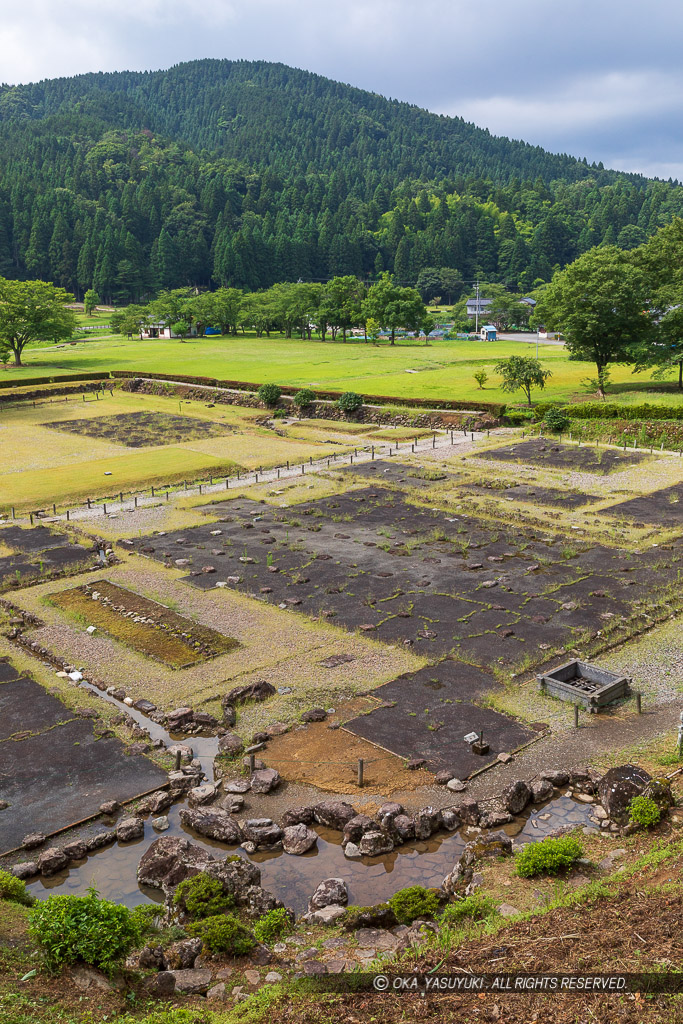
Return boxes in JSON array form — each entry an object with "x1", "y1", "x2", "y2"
[{"x1": 1, "y1": 0, "x2": 681, "y2": 179}]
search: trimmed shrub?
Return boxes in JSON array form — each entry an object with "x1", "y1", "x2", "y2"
[
  {"x1": 174, "y1": 873, "x2": 234, "y2": 920},
  {"x1": 439, "y1": 892, "x2": 498, "y2": 925},
  {"x1": 293, "y1": 388, "x2": 316, "y2": 409},
  {"x1": 28, "y1": 888, "x2": 140, "y2": 971},
  {"x1": 628, "y1": 795, "x2": 661, "y2": 828},
  {"x1": 337, "y1": 391, "x2": 364, "y2": 414},
  {"x1": 0, "y1": 869, "x2": 34, "y2": 906},
  {"x1": 253, "y1": 907, "x2": 294, "y2": 944},
  {"x1": 388, "y1": 885, "x2": 441, "y2": 924},
  {"x1": 504, "y1": 410, "x2": 534, "y2": 426},
  {"x1": 515, "y1": 836, "x2": 583, "y2": 878},
  {"x1": 544, "y1": 406, "x2": 571, "y2": 433},
  {"x1": 565, "y1": 402, "x2": 683, "y2": 421},
  {"x1": 257, "y1": 383, "x2": 282, "y2": 407},
  {"x1": 186, "y1": 913, "x2": 256, "y2": 955}
]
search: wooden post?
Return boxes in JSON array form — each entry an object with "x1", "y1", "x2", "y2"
[
  {"x1": 134, "y1": 496, "x2": 138, "y2": 508},
  {"x1": 574, "y1": 704, "x2": 579, "y2": 728},
  {"x1": 357, "y1": 758, "x2": 364, "y2": 788},
  {"x1": 119, "y1": 492, "x2": 123, "y2": 502},
  {"x1": 151, "y1": 486, "x2": 155, "y2": 497},
  {"x1": 103, "y1": 503, "x2": 107, "y2": 515},
  {"x1": 52, "y1": 503, "x2": 56, "y2": 515},
  {"x1": 636, "y1": 692, "x2": 642, "y2": 714},
  {"x1": 249, "y1": 752, "x2": 255, "y2": 773},
  {"x1": 175, "y1": 749, "x2": 182, "y2": 770},
  {"x1": 66, "y1": 509, "x2": 70, "y2": 521},
  {"x1": 29, "y1": 513, "x2": 34, "y2": 525}
]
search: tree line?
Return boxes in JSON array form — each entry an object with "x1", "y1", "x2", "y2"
[{"x1": 110, "y1": 273, "x2": 429, "y2": 345}]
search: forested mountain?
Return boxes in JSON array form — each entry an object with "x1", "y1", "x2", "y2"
[{"x1": 1, "y1": 59, "x2": 683, "y2": 301}]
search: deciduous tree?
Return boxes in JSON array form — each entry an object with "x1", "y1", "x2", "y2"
[{"x1": 0, "y1": 278, "x2": 76, "y2": 366}]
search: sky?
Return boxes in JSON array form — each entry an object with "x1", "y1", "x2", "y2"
[{"x1": 1, "y1": 0, "x2": 682, "y2": 181}]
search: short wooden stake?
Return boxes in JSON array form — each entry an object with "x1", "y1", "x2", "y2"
[
  {"x1": 357, "y1": 758, "x2": 364, "y2": 787},
  {"x1": 574, "y1": 704, "x2": 579, "y2": 728},
  {"x1": 636, "y1": 692, "x2": 642, "y2": 714},
  {"x1": 175, "y1": 749, "x2": 182, "y2": 770}
]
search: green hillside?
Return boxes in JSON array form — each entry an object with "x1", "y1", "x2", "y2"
[{"x1": 1, "y1": 59, "x2": 683, "y2": 299}]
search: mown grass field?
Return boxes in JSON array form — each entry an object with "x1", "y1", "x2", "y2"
[
  {"x1": 0, "y1": 391, "x2": 360, "y2": 510},
  {"x1": 5, "y1": 331, "x2": 683, "y2": 405}
]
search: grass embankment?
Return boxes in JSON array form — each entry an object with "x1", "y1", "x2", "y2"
[{"x1": 4, "y1": 332, "x2": 682, "y2": 405}]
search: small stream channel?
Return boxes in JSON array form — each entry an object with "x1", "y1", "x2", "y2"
[{"x1": 26, "y1": 682, "x2": 596, "y2": 915}]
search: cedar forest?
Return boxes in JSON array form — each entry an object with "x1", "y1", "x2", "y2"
[{"x1": 1, "y1": 59, "x2": 683, "y2": 302}]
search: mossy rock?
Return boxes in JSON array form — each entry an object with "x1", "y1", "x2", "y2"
[{"x1": 341, "y1": 902, "x2": 398, "y2": 931}]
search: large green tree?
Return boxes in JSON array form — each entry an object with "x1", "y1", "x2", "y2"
[
  {"x1": 363, "y1": 273, "x2": 426, "y2": 344},
  {"x1": 0, "y1": 278, "x2": 76, "y2": 366},
  {"x1": 635, "y1": 219, "x2": 683, "y2": 388},
  {"x1": 535, "y1": 246, "x2": 654, "y2": 394},
  {"x1": 494, "y1": 355, "x2": 551, "y2": 406}
]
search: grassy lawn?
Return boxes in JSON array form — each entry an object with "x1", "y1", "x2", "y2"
[
  {"x1": 0, "y1": 391, "x2": 358, "y2": 510},
  {"x1": 3, "y1": 332, "x2": 681, "y2": 405}
]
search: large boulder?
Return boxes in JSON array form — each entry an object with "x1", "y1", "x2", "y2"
[
  {"x1": 570, "y1": 766, "x2": 602, "y2": 795},
  {"x1": 179, "y1": 808, "x2": 244, "y2": 845},
  {"x1": 308, "y1": 877, "x2": 348, "y2": 912},
  {"x1": 376, "y1": 802, "x2": 404, "y2": 829},
  {"x1": 413, "y1": 806, "x2": 441, "y2": 840},
  {"x1": 222, "y1": 681, "x2": 276, "y2": 708},
  {"x1": 313, "y1": 800, "x2": 356, "y2": 830},
  {"x1": 440, "y1": 807, "x2": 461, "y2": 831},
  {"x1": 250, "y1": 768, "x2": 281, "y2": 794},
  {"x1": 454, "y1": 796, "x2": 480, "y2": 825},
  {"x1": 443, "y1": 831, "x2": 513, "y2": 895},
  {"x1": 204, "y1": 856, "x2": 262, "y2": 899},
  {"x1": 242, "y1": 819, "x2": 284, "y2": 847},
  {"x1": 281, "y1": 805, "x2": 315, "y2": 827},
  {"x1": 167, "y1": 707, "x2": 194, "y2": 731},
  {"x1": 282, "y1": 824, "x2": 318, "y2": 855},
  {"x1": 241, "y1": 885, "x2": 287, "y2": 919},
  {"x1": 501, "y1": 780, "x2": 532, "y2": 815},
  {"x1": 162, "y1": 937, "x2": 202, "y2": 970},
  {"x1": 37, "y1": 847, "x2": 69, "y2": 876},
  {"x1": 643, "y1": 777, "x2": 674, "y2": 814},
  {"x1": 597, "y1": 765, "x2": 652, "y2": 825},
  {"x1": 530, "y1": 779, "x2": 554, "y2": 803},
  {"x1": 359, "y1": 830, "x2": 394, "y2": 857},
  {"x1": 218, "y1": 732, "x2": 244, "y2": 758},
  {"x1": 541, "y1": 770, "x2": 569, "y2": 787},
  {"x1": 341, "y1": 904, "x2": 398, "y2": 931},
  {"x1": 342, "y1": 814, "x2": 376, "y2": 845},
  {"x1": 137, "y1": 836, "x2": 215, "y2": 891},
  {"x1": 169, "y1": 969, "x2": 213, "y2": 995},
  {"x1": 391, "y1": 814, "x2": 415, "y2": 842},
  {"x1": 116, "y1": 816, "x2": 144, "y2": 842}
]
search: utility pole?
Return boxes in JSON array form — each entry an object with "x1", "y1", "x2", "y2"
[{"x1": 475, "y1": 280, "x2": 480, "y2": 336}]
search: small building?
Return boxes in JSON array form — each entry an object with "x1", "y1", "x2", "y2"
[
  {"x1": 466, "y1": 298, "x2": 492, "y2": 318},
  {"x1": 140, "y1": 320, "x2": 198, "y2": 340},
  {"x1": 519, "y1": 297, "x2": 537, "y2": 308},
  {"x1": 480, "y1": 324, "x2": 497, "y2": 341}
]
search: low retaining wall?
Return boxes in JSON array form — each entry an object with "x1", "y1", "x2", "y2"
[{"x1": 122, "y1": 378, "x2": 499, "y2": 430}]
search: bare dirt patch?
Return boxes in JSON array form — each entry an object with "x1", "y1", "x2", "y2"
[{"x1": 262, "y1": 697, "x2": 434, "y2": 794}]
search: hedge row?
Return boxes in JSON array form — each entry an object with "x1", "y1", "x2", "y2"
[
  {"x1": 532, "y1": 400, "x2": 683, "y2": 422},
  {"x1": 0, "y1": 372, "x2": 110, "y2": 389},
  {"x1": 110, "y1": 371, "x2": 506, "y2": 416}
]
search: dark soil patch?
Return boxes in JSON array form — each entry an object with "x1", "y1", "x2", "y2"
[
  {"x1": 50, "y1": 580, "x2": 239, "y2": 668},
  {"x1": 43, "y1": 410, "x2": 232, "y2": 448},
  {"x1": 462, "y1": 480, "x2": 598, "y2": 508},
  {"x1": 0, "y1": 525, "x2": 90, "y2": 592},
  {"x1": 598, "y1": 482, "x2": 683, "y2": 525},
  {"x1": 0, "y1": 667, "x2": 166, "y2": 853},
  {"x1": 475, "y1": 439, "x2": 649, "y2": 474},
  {"x1": 345, "y1": 660, "x2": 534, "y2": 775}
]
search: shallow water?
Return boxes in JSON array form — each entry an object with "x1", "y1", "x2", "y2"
[{"x1": 26, "y1": 682, "x2": 596, "y2": 915}]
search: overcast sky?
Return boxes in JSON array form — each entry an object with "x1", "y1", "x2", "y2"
[{"x1": 2, "y1": 0, "x2": 681, "y2": 180}]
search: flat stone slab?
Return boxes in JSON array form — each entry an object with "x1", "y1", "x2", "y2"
[{"x1": 0, "y1": 669, "x2": 166, "y2": 853}]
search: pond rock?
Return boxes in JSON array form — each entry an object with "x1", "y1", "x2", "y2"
[
  {"x1": 359, "y1": 829, "x2": 394, "y2": 857},
  {"x1": 313, "y1": 800, "x2": 356, "y2": 830},
  {"x1": 597, "y1": 764, "x2": 652, "y2": 825},
  {"x1": 502, "y1": 780, "x2": 532, "y2": 815},
  {"x1": 283, "y1": 824, "x2": 318, "y2": 855},
  {"x1": 179, "y1": 808, "x2": 244, "y2": 845},
  {"x1": 308, "y1": 877, "x2": 349, "y2": 912},
  {"x1": 250, "y1": 768, "x2": 281, "y2": 794}
]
